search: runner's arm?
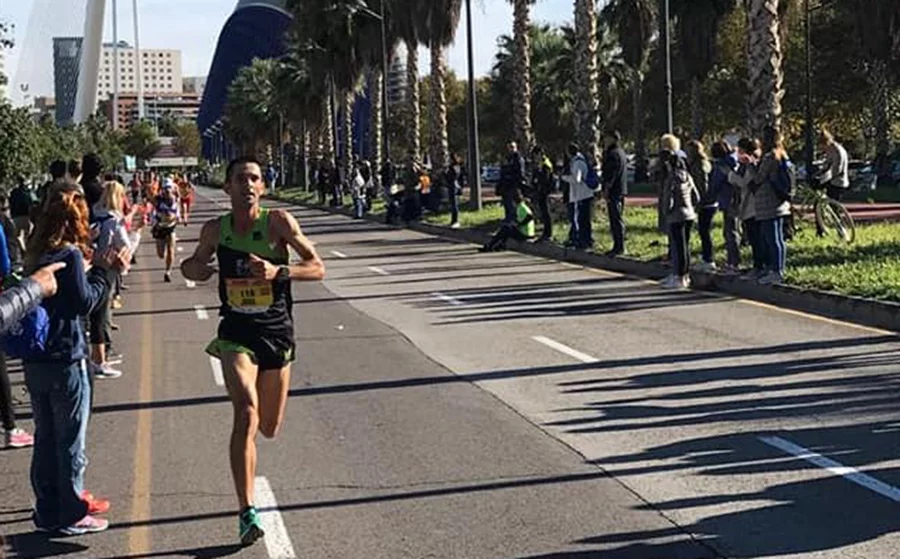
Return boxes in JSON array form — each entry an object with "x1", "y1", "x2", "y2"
[
  {"x1": 181, "y1": 219, "x2": 219, "y2": 281},
  {"x1": 272, "y1": 210, "x2": 325, "y2": 281}
]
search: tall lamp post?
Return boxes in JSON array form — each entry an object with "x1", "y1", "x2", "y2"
[
  {"x1": 464, "y1": 0, "x2": 482, "y2": 210},
  {"x1": 663, "y1": 0, "x2": 673, "y2": 134}
]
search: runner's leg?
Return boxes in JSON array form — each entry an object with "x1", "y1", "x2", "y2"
[
  {"x1": 165, "y1": 234, "x2": 175, "y2": 273},
  {"x1": 221, "y1": 351, "x2": 260, "y2": 509},
  {"x1": 256, "y1": 366, "x2": 291, "y2": 439}
]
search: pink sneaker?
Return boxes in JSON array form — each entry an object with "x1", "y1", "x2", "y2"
[
  {"x1": 4, "y1": 428, "x2": 34, "y2": 448},
  {"x1": 60, "y1": 515, "x2": 109, "y2": 536}
]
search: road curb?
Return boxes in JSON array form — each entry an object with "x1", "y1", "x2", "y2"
[{"x1": 274, "y1": 194, "x2": 900, "y2": 334}]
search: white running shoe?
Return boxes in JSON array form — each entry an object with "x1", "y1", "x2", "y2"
[{"x1": 95, "y1": 364, "x2": 123, "y2": 379}]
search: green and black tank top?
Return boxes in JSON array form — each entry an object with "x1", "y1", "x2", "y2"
[{"x1": 216, "y1": 208, "x2": 293, "y2": 328}]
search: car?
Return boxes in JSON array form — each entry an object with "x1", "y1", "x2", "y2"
[
  {"x1": 481, "y1": 165, "x2": 501, "y2": 184},
  {"x1": 848, "y1": 160, "x2": 877, "y2": 192}
]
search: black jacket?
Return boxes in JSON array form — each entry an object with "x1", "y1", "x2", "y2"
[
  {"x1": 602, "y1": 144, "x2": 629, "y2": 198},
  {"x1": 498, "y1": 151, "x2": 525, "y2": 195},
  {"x1": 0, "y1": 278, "x2": 42, "y2": 335}
]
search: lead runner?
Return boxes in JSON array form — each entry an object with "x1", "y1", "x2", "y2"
[{"x1": 181, "y1": 156, "x2": 325, "y2": 545}]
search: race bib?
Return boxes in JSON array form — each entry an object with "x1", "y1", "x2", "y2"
[{"x1": 225, "y1": 278, "x2": 273, "y2": 313}]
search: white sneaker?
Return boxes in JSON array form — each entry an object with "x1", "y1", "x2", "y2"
[
  {"x1": 679, "y1": 275, "x2": 692, "y2": 289},
  {"x1": 450, "y1": 222, "x2": 461, "y2": 229},
  {"x1": 95, "y1": 364, "x2": 123, "y2": 379}
]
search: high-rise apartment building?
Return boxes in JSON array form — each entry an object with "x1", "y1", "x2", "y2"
[
  {"x1": 182, "y1": 76, "x2": 207, "y2": 97},
  {"x1": 386, "y1": 45, "x2": 407, "y2": 107},
  {"x1": 98, "y1": 41, "x2": 182, "y2": 101},
  {"x1": 53, "y1": 37, "x2": 83, "y2": 126}
]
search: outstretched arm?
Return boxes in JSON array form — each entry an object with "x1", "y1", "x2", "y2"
[
  {"x1": 181, "y1": 218, "x2": 219, "y2": 281},
  {"x1": 271, "y1": 210, "x2": 325, "y2": 282}
]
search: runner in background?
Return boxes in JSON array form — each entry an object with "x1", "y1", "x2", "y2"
[
  {"x1": 177, "y1": 174, "x2": 195, "y2": 226},
  {"x1": 152, "y1": 178, "x2": 180, "y2": 283}
]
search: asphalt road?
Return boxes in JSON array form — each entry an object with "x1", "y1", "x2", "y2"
[{"x1": 3, "y1": 187, "x2": 899, "y2": 559}]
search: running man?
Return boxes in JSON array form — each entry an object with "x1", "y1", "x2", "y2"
[
  {"x1": 152, "y1": 178, "x2": 179, "y2": 282},
  {"x1": 181, "y1": 156, "x2": 325, "y2": 546},
  {"x1": 177, "y1": 175, "x2": 195, "y2": 226}
]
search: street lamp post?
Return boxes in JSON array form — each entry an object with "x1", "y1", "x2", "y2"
[
  {"x1": 663, "y1": 0, "x2": 673, "y2": 134},
  {"x1": 804, "y1": 0, "x2": 815, "y2": 177},
  {"x1": 464, "y1": 0, "x2": 482, "y2": 210}
]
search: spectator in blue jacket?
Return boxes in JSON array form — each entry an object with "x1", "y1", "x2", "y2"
[
  {"x1": 23, "y1": 180, "x2": 129, "y2": 536},
  {"x1": 708, "y1": 140, "x2": 741, "y2": 272}
]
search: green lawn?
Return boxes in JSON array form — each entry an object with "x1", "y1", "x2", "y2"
[{"x1": 273, "y1": 186, "x2": 900, "y2": 302}]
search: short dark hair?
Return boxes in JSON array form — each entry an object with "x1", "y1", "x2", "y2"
[
  {"x1": 605, "y1": 130, "x2": 622, "y2": 143},
  {"x1": 49, "y1": 160, "x2": 67, "y2": 179},
  {"x1": 226, "y1": 156, "x2": 263, "y2": 181},
  {"x1": 81, "y1": 153, "x2": 103, "y2": 179},
  {"x1": 711, "y1": 140, "x2": 732, "y2": 160}
]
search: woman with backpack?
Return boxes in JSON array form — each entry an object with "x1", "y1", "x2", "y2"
[
  {"x1": 660, "y1": 134, "x2": 699, "y2": 289},
  {"x1": 23, "y1": 179, "x2": 129, "y2": 535},
  {"x1": 752, "y1": 126, "x2": 793, "y2": 285}
]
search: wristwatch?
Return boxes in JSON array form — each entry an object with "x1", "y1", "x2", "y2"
[{"x1": 275, "y1": 266, "x2": 291, "y2": 281}]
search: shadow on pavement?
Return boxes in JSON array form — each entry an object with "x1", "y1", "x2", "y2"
[
  {"x1": 5, "y1": 532, "x2": 87, "y2": 558},
  {"x1": 90, "y1": 543, "x2": 244, "y2": 559}
]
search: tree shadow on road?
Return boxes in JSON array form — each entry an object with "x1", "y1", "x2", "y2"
[{"x1": 4, "y1": 532, "x2": 87, "y2": 558}]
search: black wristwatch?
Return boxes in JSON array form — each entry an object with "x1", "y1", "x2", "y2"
[{"x1": 275, "y1": 266, "x2": 291, "y2": 281}]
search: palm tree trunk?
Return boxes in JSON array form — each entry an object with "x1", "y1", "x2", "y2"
[
  {"x1": 513, "y1": 0, "x2": 534, "y2": 151},
  {"x1": 322, "y1": 87, "x2": 336, "y2": 167},
  {"x1": 745, "y1": 0, "x2": 784, "y2": 136},
  {"x1": 299, "y1": 123, "x2": 309, "y2": 191},
  {"x1": 430, "y1": 43, "x2": 450, "y2": 171},
  {"x1": 406, "y1": 41, "x2": 421, "y2": 165},
  {"x1": 690, "y1": 76, "x2": 703, "y2": 140},
  {"x1": 870, "y1": 59, "x2": 891, "y2": 169},
  {"x1": 342, "y1": 91, "x2": 354, "y2": 183},
  {"x1": 633, "y1": 74, "x2": 648, "y2": 182},
  {"x1": 368, "y1": 69, "x2": 384, "y2": 183},
  {"x1": 574, "y1": 0, "x2": 600, "y2": 163}
]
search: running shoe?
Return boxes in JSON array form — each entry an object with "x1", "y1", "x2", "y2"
[
  {"x1": 59, "y1": 515, "x2": 109, "y2": 536},
  {"x1": 239, "y1": 507, "x2": 265, "y2": 546},
  {"x1": 81, "y1": 491, "x2": 111, "y2": 515},
  {"x1": 4, "y1": 428, "x2": 34, "y2": 448},
  {"x1": 94, "y1": 364, "x2": 123, "y2": 379},
  {"x1": 164, "y1": 272, "x2": 172, "y2": 283}
]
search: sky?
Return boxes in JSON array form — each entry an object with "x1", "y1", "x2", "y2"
[{"x1": 0, "y1": 0, "x2": 571, "y2": 105}]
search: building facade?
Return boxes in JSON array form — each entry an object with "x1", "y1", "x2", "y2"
[
  {"x1": 182, "y1": 76, "x2": 207, "y2": 97},
  {"x1": 386, "y1": 46, "x2": 407, "y2": 107},
  {"x1": 106, "y1": 92, "x2": 200, "y2": 130},
  {"x1": 98, "y1": 41, "x2": 183, "y2": 102},
  {"x1": 53, "y1": 37, "x2": 83, "y2": 126}
]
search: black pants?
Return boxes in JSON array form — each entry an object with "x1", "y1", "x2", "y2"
[
  {"x1": 576, "y1": 197, "x2": 594, "y2": 249},
  {"x1": 607, "y1": 196, "x2": 625, "y2": 253},
  {"x1": 535, "y1": 191, "x2": 552, "y2": 239},
  {"x1": 698, "y1": 206, "x2": 717, "y2": 263},
  {"x1": 669, "y1": 220, "x2": 693, "y2": 277},
  {"x1": 501, "y1": 190, "x2": 517, "y2": 224},
  {"x1": 0, "y1": 351, "x2": 16, "y2": 431},
  {"x1": 744, "y1": 218, "x2": 764, "y2": 272}
]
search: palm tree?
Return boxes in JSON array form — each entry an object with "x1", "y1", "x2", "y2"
[
  {"x1": 509, "y1": 0, "x2": 535, "y2": 152},
  {"x1": 851, "y1": 0, "x2": 900, "y2": 177},
  {"x1": 389, "y1": 0, "x2": 429, "y2": 164},
  {"x1": 673, "y1": 0, "x2": 736, "y2": 139},
  {"x1": 743, "y1": 0, "x2": 796, "y2": 136},
  {"x1": 574, "y1": 0, "x2": 600, "y2": 164},
  {"x1": 603, "y1": 0, "x2": 654, "y2": 180},
  {"x1": 423, "y1": 0, "x2": 462, "y2": 170},
  {"x1": 223, "y1": 58, "x2": 279, "y2": 156}
]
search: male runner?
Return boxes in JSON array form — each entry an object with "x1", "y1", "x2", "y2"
[
  {"x1": 181, "y1": 156, "x2": 325, "y2": 546},
  {"x1": 152, "y1": 179, "x2": 179, "y2": 282}
]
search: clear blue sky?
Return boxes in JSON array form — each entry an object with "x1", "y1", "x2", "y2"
[{"x1": 1, "y1": 0, "x2": 571, "y2": 104}]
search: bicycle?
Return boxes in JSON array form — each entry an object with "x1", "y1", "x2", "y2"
[{"x1": 791, "y1": 182, "x2": 856, "y2": 244}]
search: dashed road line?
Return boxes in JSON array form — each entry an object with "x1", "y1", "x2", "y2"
[
  {"x1": 209, "y1": 356, "x2": 225, "y2": 387},
  {"x1": 194, "y1": 304, "x2": 209, "y2": 320},
  {"x1": 330, "y1": 250, "x2": 348, "y2": 258},
  {"x1": 532, "y1": 336, "x2": 599, "y2": 364},
  {"x1": 431, "y1": 292, "x2": 465, "y2": 306},
  {"x1": 760, "y1": 435, "x2": 900, "y2": 503},
  {"x1": 255, "y1": 476, "x2": 298, "y2": 558},
  {"x1": 367, "y1": 266, "x2": 390, "y2": 276}
]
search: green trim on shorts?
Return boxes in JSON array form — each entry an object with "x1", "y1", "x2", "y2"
[{"x1": 205, "y1": 338, "x2": 296, "y2": 365}]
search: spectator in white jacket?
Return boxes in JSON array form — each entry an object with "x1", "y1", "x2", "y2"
[{"x1": 564, "y1": 143, "x2": 595, "y2": 250}]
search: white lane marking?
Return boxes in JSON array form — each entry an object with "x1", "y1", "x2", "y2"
[
  {"x1": 330, "y1": 250, "x2": 348, "y2": 258},
  {"x1": 532, "y1": 336, "x2": 599, "y2": 364},
  {"x1": 254, "y1": 476, "x2": 298, "y2": 558},
  {"x1": 760, "y1": 436, "x2": 900, "y2": 503},
  {"x1": 194, "y1": 304, "x2": 209, "y2": 320},
  {"x1": 367, "y1": 266, "x2": 390, "y2": 276},
  {"x1": 431, "y1": 291, "x2": 465, "y2": 306},
  {"x1": 210, "y1": 357, "x2": 225, "y2": 387}
]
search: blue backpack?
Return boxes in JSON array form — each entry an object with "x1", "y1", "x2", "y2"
[
  {"x1": 2, "y1": 274, "x2": 50, "y2": 360},
  {"x1": 586, "y1": 162, "x2": 601, "y2": 190},
  {"x1": 771, "y1": 158, "x2": 797, "y2": 203}
]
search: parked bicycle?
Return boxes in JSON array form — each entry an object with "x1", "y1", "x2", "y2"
[{"x1": 791, "y1": 182, "x2": 855, "y2": 243}]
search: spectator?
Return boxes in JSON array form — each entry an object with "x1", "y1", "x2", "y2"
[
  {"x1": 67, "y1": 159, "x2": 83, "y2": 184},
  {"x1": 402, "y1": 164, "x2": 423, "y2": 224},
  {"x1": 39, "y1": 160, "x2": 68, "y2": 205},
  {"x1": 729, "y1": 138, "x2": 764, "y2": 279},
  {"x1": 707, "y1": 140, "x2": 741, "y2": 273},
  {"x1": 753, "y1": 126, "x2": 792, "y2": 285},
  {"x1": 350, "y1": 163, "x2": 367, "y2": 219},
  {"x1": 660, "y1": 134, "x2": 699, "y2": 289},
  {"x1": 446, "y1": 154, "x2": 464, "y2": 229},
  {"x1": 382, "y1": 160, "x2": 403, "y2": 226},
  {"x1": 530, "y1": 145, "x2": 555, "y2": 242},
  {"x1": 686, "y1": 140, "x2": 715, "y2": 272},
  {"x1": 564, "y1": 143, "x2": 595, "y2": 250},
  {"x1": 80, "y1": 154, "x2": 104, "y2": 224},
  {"x1": 9, "y1": 178, "x2": 37, "y2": 257},
  {"x1": 498, "y1": 141, "x2": 526, "y2": 224},
  {"x1": 479, "y1": 190, "x2": 535, "y2": 252},
  {"x1": 0, "y1": 195, "x2": 22, "y2": 273},
  {"x1": 602, "y1": 130, "x2": 628, "y2": 256},
  {"x1": 24, "y1": 179, "x2": 128, "y2": 536}
]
